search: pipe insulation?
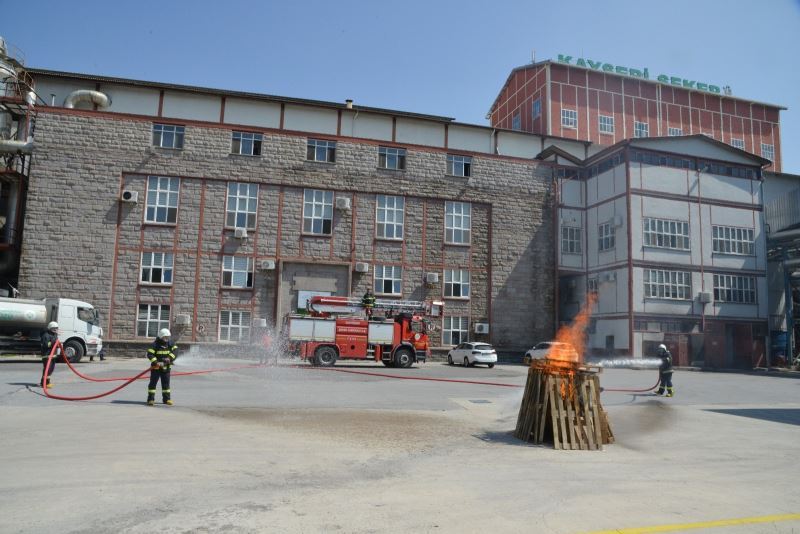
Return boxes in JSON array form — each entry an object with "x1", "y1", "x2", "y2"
[{"x1": 63, "y1": 89, "x2": 111, "y2": 109}]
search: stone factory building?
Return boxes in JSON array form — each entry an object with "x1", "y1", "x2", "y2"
[{"x1": 15, "y1": 69, "x2": 602, "y2": 352}]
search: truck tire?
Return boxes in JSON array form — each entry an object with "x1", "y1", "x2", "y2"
[
  {"x1": 382, "y1": 360, "x2": 395, "y2": 368},
  {"x1": 315, "y1": 346, "x2": 338, "y2": 367},
  {"x1": 394, "y1": 348, "x2": 414, "y2": 369},
  {"x1": 63, "y1": 340, "x2": 84, "y2": 363}
]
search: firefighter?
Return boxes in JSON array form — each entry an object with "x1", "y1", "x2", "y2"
[
  {"x1": 654, "y1": 343, "x2": 674, "y2": 397},
  {"x1": 146, "y1": 328, "x2": 177, "y2": 406},
  {"x1": 40, "y1": 321, "x2": 59, "y2": 388},
  {"x1": 362, "y1": 289, "x2": 376, "y2": 319}
]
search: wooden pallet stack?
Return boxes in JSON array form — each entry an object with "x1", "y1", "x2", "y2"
[{"x1": 514, "y1": 362, "x2": 614, "y2": 450}]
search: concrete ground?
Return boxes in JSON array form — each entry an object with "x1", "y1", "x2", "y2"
[{"x1": 0, "y1": 354, "x2": 798, "y2": 534}]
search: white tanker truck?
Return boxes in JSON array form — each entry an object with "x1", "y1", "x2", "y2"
[{"x1": 0, "y1": 297, "x2": 103, "y2": 362}]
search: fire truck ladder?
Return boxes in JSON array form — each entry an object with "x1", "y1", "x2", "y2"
[{"x1": 307, "y1": 295, "x2": 436, "y2": 316}]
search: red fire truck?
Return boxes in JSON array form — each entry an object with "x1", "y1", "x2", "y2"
[{"x1": 287, "y1": 296, "x2": 443, "y2": 368}]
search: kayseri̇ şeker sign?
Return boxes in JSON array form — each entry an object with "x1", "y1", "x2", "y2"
[{"x1": 556, "y1": 54, "x2": 730, "y2": 95}]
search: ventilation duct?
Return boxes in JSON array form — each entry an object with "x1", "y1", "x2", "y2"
[{"x1": 63, "y1": 89, "x2": 111, "y2": 109}]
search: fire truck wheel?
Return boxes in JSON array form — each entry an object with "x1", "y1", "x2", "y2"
[
  {"x1": 447, "y1": 355, "x2": 454, "y2": 366},
  {"x1": 315, "y1": 346, "x2": 338, "y2": 367},
  {"x1": 394, "y1": 348, "x2": 414, "y2": 368},
  {"x1": 382, "y1": 360, "x2": 395, "y2": 368}
]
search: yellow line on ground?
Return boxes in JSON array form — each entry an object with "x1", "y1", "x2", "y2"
[{"x1": 588, "y1": 513, "x2": 800, "y2": 534}]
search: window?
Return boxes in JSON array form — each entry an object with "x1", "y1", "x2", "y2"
[
  {"x1": 231, "y1": 131, "x2": 262, "y2": 156},
  {"x1": 761, "y1": 143, "x2": 775, "y2": 162},
  {"x1": 512, "y1": 112, "x2": 521, "y2": 131},
  {"x1": 303, "y1": 189, "x2": 333, "y2": 235},
  {"x1": 730, "y1": 138, "x2": 745, "y2": 150},
  {"x1": 447, "y1": 154, "x2": 472, "y2": 177},
  {"x1": 443, "y1": 316, "x2": 469, "y2": 345},
  {"x1": 632, "y1": 150, "x2": 696, "y2": 170},
  {"x1": 699, "y1": 160, "x2": 755, "y2": 179},
  {"x1": 444, "y1": 269, "x2": 470, "y2": 298},
  {"x1": 668, "y1": 127, "x2": 683, "y2": 137},
  {"x1": 137, "y1": 304, "x2": 170, "y2": 338},
  {"x1": 644, "y1": 269, "x2": 691, "y2": 300},
  {"x1": 712, "y1": 225, "x2": 754, "y2": 255},
  {"x1": 561, "y1": 226, "x2": 582, "y2": 254},
  {"x1": 643, "y1": 218, "x2": 690, "y2": 250},
  {"x1": 714, "y1": 274, "x2": 756, "y2": 304},
  {"x1": 532, "y1": 99, "x2": 541, "y2": 119},
  {"x1": 445, "y1": 201, "x2": 471, "y2": 244},
  {"x1": 219, "y1": 310, "x2": 251, "y2": 342},
  {"x1": 374, "y1": 265, "x2": 402, "y2": 295},
  {"x1": 561, "y1": 108, "x2": 577, "y2": 128},
  {"x1": 599, "y1": 115, "x2": 614, "y2": 134},
  {"x1": 152, "y1": 124, "x2": 184, "y2": 149},
  {"x1": 226, "y1": 182, "x2": 258, "y2": 229},
  {"x1": 307, "y1": 139, "x2": 336, "y2": 162},
  {"x1": 378, "y1": 146, "x2": 406, "y2": 170},
  {"x1": 140, "y1": 252, "x2": 174, "y2": 285},
  {"x1": 598, "y1": 222, "x2": 615, "y2": 251},
  {"x1": 376, "y1": 195, "x2": 404, "y2": 240},
  {"x1": 145, "y1": 176, "x2": 179, "y2": 224},
  {"x1": 222, "y1": 256, "x2": 254, "y2": 289},
  {"x1": 587, "y1": 277, "x2": 598, "y2": 294},
  {"x1": 634, "y1": 121, "x2": 649, "y2": 138}
]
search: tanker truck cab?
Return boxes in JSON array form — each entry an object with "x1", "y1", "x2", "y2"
[{"x1": 47, "y1": 298, "x2": 103, "y2": 362}]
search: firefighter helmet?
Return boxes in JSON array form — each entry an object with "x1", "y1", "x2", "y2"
[
  {"x1": 657, "y1": 343, "x2": 667, "y2": 353},
  {"x1": 158, "y1": 328, "x2": 172, "y2": 339},
  {"x1": 47, "y1": 321, "x2": 59, "y2": 330}
]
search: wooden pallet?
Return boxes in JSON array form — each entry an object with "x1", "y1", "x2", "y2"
[{"x1": 514, "y1": 366, "x2": 612, "y2": 450}]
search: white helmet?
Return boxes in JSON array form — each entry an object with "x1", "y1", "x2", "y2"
[
  {"x1": 158, "y1": 328, "x2": 172, "y2": 339},
  {"x1": 658, "y1": 344, "x2": 667, "y2": 352},
  {"x1": 47, "y1": 321, "x2": 59, "y2": 330}
]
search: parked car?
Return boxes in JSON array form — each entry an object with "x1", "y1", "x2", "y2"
[
  {"x1": 522, "y1": 341, "x2": 578, "y2": 365},
  {"x1": 447, "y1": 342, "x2": 498, "y2": 368}
]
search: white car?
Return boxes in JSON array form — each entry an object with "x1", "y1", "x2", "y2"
[
  {"x1": 447, "y1": 342, "x2": 498, "y2": 368},
  {"x1": 523, "y1": 342, "x2": 578, "y2": 365}
]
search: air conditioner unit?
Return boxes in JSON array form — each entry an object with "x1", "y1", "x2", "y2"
[
  {"x1": 699, "y1": 291, "x2": 713, "y2": 304},
  {"x1": 425, "y1": 272, "x2": 439, "y2": 284},
  {"x1": 474, "y1": 323, "x2": 489, "y2": 334},
  {"x1": 120, "y1": 189, "x2": 138, "y2": 203},
  {"x1": 233, "y1": 227, "x2": 248, "y2": 239},
  {"x1": 604, "y1": 272, "x2": 617, "y2": 282},
  {"x1": 253, "y1": 318, "x2": 268, "y2": 328},
  {"x1": 260, "y1": 260, "x2": 276, "y2": 271},
  {"x1": 354, "y1": 262, "x2": 370, "y2": 273},
  {"x1": 335, "y1": 197, "x2": 352, "y2": 211},
  {"x1": 174, "y1": 314, "x2": 191, "y2": 326},
  {"x1": 613, "y1": 214, "x2": 623, "y2": 227}
]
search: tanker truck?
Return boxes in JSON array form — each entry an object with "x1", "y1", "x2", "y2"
[{"x1": 0, "y1": 297, "x2": 103, "y2": 362}]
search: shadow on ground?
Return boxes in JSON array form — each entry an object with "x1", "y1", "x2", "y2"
[{"x1": 704, "y1": 408, "x2": 800, "y2": 426}]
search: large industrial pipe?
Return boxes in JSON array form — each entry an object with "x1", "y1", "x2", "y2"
[
  {"x1": 768, "y1": 227, "x2": 800, "y2": 242},
  {"x1": 0, "y1": 137, "x2": 33, "y2": 154},
  {"x1": 63, "y1": 89, "x2": 111, "y2": 109}
]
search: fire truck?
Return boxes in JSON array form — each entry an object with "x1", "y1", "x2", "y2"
[{"x1": 287, "y1": 296, "x2": 443, "y2": 368}]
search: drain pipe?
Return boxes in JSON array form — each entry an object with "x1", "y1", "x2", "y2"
[{"x1": 63, "y1": 89, "x2": 111, "y2": 109}]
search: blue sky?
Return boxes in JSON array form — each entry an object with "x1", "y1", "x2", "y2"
[{"x1": 4, "y1": 0, "x2": 800, "y2": 172}]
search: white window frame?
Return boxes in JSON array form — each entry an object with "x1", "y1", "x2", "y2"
[
  {"x1": 532, "y1": 99, "x2": 541, "y2": 119},
  {"x1": 446, "y1": 154, "x2": 472, "y2": 177},
  {"x1": 512, "y1": 112, "x2": 521, "y2": 131},
  {"x1": 376, "y1": 195, "x2": 404, "y2": 240},
  {"x1": 643, "y1": 218, "x2": 690, "y2": 251},
  {"x1": 231, "y1": 131, "x2": 263, "y2": 156},
  {"x1": 219, "y1": 310, "x2": 252, "y2": 343},
  {"x1": 634, "y1": 121, "x2": 649, "y2": 138},
  {"x1": 140, "y1": 252, "x2": 174, "y2": 285},
  {"x1": 445, "y1": 201, "x2": 471, "y2": 245},
  {"x1": 152, "y1": 124, "x2": 184, "y2": 149},
  {"x1": 137, "y1": 304, "x2": 170, "y2": 338},
  {"x1": 598, "y1": 222, "x2": 615, "y2": 252},
  {"x1": 444, "y1": 269, "x2": 470, "y2": 298},
  {"x1": 307, "y1": 139, "x2": 336, "y2": 163},
  {"x1": 713, "y1": 274, "x2": 756, "y2": 304},
  {"x1": 644, "y1": 269, "x2": 692, "y2": 300},
  {"x1": 561, "y1": 226, "x2": 582, "y2": 254},
  {"x1": 598, "y1": 115, "x2": 614, "y2": 134},
  {"x1": 225, "y1": 182, "x2": 259, "y2": 230},
  {"x1": 378, "y1": 146, "x2": 406, "y2": 170},
  {"x1": 761, "y1": 143, "x2": 775, "y2": 162},
  {"x1": 668, "y1": 127, "x2": 683, "y2": 137},
  {"x1": 145, "y1": 176, "x2": 180, "y2": 224},
  {"x1": 561, "y1": 108, "x2": 577, "y2": 129},
  {"x1": 374, "y1": 265, "x2": 402, "y2": 295},
  {"x1": 712, "y1": 225, "x2": 755, "y2": 255},
  {"x1": 222, "y1": 256, "x2": 254, "y2": 289},
  {"x1": 443, "y1": 316, "x2": 469, "y2": 346},
  {"x1": 730, "y1": 138, "x2": 745, "y2": 150},
  {"x1": 302, "y1": 189, "x2": 334, "y2": 235}
]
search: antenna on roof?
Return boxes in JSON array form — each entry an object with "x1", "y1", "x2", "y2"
[{"x1": 531, "y1": 49, "x2": 536, "y2": 64}]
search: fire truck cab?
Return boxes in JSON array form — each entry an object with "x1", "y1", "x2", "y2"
[{"x1": 287, "y1": 296, "x2": 443, "y2": 368}]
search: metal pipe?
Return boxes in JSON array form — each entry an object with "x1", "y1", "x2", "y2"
[
  {"x1": 768, "y1": 227, "x2": 800, "y2": 241},
  {"x1": 783, "y1": 258, "x2": 800, "y2": 269},
  {"x1": 0, "y1": 137, "x2": 33, "y2": 154},
  {"x1": 63, "y1": 89, "x2": 111, "y2": 109}
]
